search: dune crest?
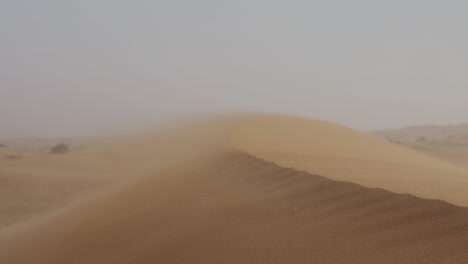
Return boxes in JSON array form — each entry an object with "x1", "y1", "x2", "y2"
[
  {"x1": 3, "y1": 152, "x2": 467, "y2": 264},
  {"x1": 233, "y1": 114, "x2": 468, "y2": 206},
  {"x1": 1, "y1": 114, "x2": 467, "y2": 263}
]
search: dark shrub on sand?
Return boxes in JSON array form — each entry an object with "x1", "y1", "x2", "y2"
[
  {"x1": 50, "y1": 143, "x2": 69, "y2": 154},
  {"x1": 6, "y1": 155, "x2": 20, "y2": 160}
]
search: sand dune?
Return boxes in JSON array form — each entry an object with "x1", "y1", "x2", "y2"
[
  {"x1": 373, "y1": 122, "x2": 468, "y2": 171},
  {"x1": 372, "y1": 123, "x2": 468, "y2": 143},
  {"x1": 2, "y1": 152, "x2": 467, "y2": 264},
  {"x1": 234, "y1": 115, "x2": 468, "y2": 206},
  {"x1": 1, "y1": 114, "x2": 467, "y2": 263}
]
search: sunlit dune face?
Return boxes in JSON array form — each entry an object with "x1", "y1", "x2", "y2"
[
  {"x1": 232, "y1": 115, "x2": 468, "y2": 206},
  {"x1": 0, "y1": 114, "x2": 467, "y2": 264}
]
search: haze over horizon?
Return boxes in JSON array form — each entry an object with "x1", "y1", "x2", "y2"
[
  {"x1": 2, "y1": 0, "x2": 468, "y2": 138},
  {"x1": 1, "y1": 2, "x2": 468, "y2": 260}
]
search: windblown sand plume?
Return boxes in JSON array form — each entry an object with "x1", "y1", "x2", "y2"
[{"x1": 1, "y1": 114, "x2": 467, "y2": 263}]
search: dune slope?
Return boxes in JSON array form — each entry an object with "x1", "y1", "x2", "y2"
[
  {"x1": 233, "y1": 115, "x2": 468, "y2": 206},
  {"x1": 1, "y1": 114, "x2": 467, "y2": 263},
  {"x1": 2, "y1": 152, "x2": 467, "y2": 264}
]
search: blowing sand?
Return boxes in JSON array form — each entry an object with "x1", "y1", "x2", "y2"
[{"x1": 0, "y1": 114, "x2": 467, "y2": 263}]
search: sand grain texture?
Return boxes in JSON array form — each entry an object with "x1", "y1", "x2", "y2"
[
  {"x1": 1, "y1": 114, "x2": 467, "y2": 263},
  {"x1": 3, "y1": 152, "x2": 467, "y2": 264}
]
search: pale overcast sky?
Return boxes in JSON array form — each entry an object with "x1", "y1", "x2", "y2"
[{"x1": 1, "y1": 0, "x2": 467, "y2": 137}]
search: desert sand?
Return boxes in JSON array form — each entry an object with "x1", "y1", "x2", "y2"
[
  {"x1": 372, "y1": 123, "x2": 468, "y2": 143},
  {"x1": 0, "y1": 114, "x2": 467, "y2": 263},
  {"x1": 374, "y1": 123, "x2": 468, "y2": 169}
]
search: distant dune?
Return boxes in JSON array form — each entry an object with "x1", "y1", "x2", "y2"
[
  {"x1": 1, "y1": 114, "x2": 467, "y2": 263},
  {"x1": 373, "y1": 122, "x2": 468, "y2": 169},
  {"x1": 372, "y1": 123, "x2": 468, "y2": 143}
]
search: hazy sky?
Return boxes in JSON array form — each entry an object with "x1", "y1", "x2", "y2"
[{"x1": 1, "y1": 0, "x2": 467, "y2": 137}]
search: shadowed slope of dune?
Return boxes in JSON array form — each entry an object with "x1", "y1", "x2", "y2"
[
  {"x1": 1, "y1": 114, "x2": 468, "y2": 264},
  {"x1": 2, "y1": 152, "x2": 467, "y2": 264}
]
